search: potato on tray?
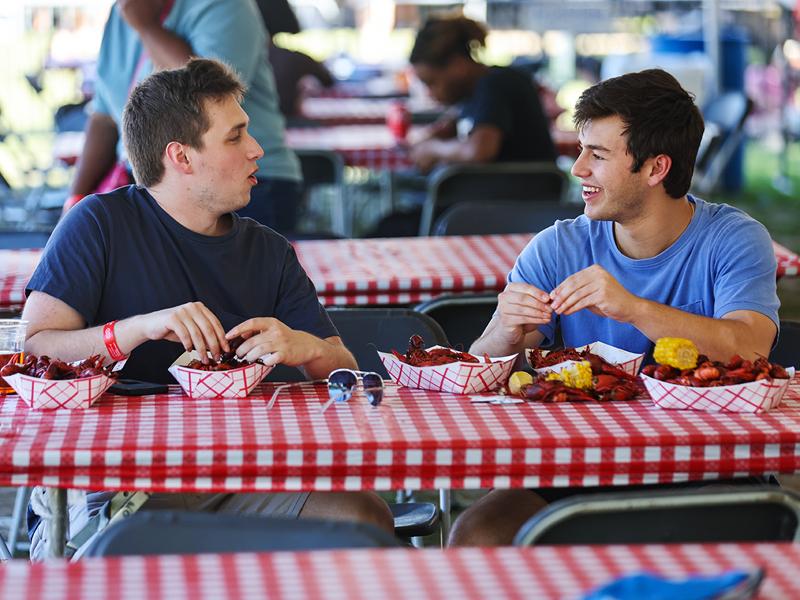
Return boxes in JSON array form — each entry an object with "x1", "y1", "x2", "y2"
[
  {"x1": 507, "y1": 361, "x2": 643, "y2": 403},
  {"x1": 0, "y1": 353, "x2": 122, "y2": 410},
  {"x1": 641, "y1": 337, "x2": 794, "y2": 413},
  {"x1": 378, "y1": 335, "x2": 516, "y2": 394}
]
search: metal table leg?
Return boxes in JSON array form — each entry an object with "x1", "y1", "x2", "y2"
[
  {"x1": 46, "y1": 487, "x2": 67, "y2": 558},
  {"x1": 439, "y1": 488, "x2": 451, "y2": 547}
]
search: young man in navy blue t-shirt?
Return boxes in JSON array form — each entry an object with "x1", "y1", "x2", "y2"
[
  {"x1": 23, "y1": 59, "x2": 393, "y2": 560},
  {"x1": 452, "y1": 69, "x2": 780, "y2": 547}
]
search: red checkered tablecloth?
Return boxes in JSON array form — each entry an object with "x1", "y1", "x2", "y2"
[
  {"x1": 774, "y1": 241, "x2": 800, "y2": 278},
  {"x1": 1, "y1": 376, "x2": 800, "y2": 494},
  {"x1": 300, "y1": 97, "x2": 441, "y2": 126},
  {"x1": 285, "y1": 125, "x2": 416, "y2": 170},
  {"x1": 295, "y1": 234, "x2": 527, "y2": 305},
  {"x1": 0, "y1": 249, "x2": 42, "y2": 313},
  {"x1": 2, "y1": 238, "x2": 799, "y2": 312},
  {"x1": 2, "y1": 543, "x2": 798, "y2": 599}
]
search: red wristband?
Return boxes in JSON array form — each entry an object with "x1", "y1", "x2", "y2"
[{"x1": 103, "y1": 321, "x2": 127, "y2": 361}]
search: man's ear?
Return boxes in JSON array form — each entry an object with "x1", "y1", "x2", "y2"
[
  {"x1": 647, "y1": 153, "x2": 672, "y2": 188},
  {"x1": 164, "y1": 141, "x2": 193, "y2": 175}
]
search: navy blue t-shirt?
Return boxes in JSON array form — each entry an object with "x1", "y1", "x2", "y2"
[
  {"x1": 458, "y1": 66, "x2": 556, "y2": 163},
  {"x1": 26, "y1": 186, "x2": 337, "y2": 383}
]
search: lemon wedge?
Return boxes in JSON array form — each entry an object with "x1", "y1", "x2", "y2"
[{"x1": 508, "y1": 371, "x2": 534, "y2": 395}]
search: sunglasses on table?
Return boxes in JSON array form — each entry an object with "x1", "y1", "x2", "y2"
[{"x1": 267, "y1": 369, "x2": 384, "y2": 412}]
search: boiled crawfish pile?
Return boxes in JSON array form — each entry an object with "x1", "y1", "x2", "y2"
[
  {"x1": 0, "y1": 354, "x2": 116, "y2": 380},
  {"x1": 392, "y1": 335, "x2": 485, "y2": 367},
  {"x1": 184, "y1": 336, "x2": 262, "y2": 371},
  {"x1": 641, "y1": 355, "x2": 789, "y2": 387},
  {"x1": 519, "y1": 348, "x2": 643, "y2": 402}
]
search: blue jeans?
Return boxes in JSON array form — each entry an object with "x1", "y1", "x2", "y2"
[{"x1": 236, "y1": 177, "x2": 302, "y2": 233}]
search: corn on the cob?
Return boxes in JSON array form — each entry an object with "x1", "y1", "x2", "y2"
[
  {"x1": 546, "y1": 360, "x2": 593, "y2": 389},
  {"x1": 653, "y1": 337, "x2": 699, "y2": 370}
]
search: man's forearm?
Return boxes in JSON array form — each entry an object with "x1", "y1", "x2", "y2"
[
  {"x1": 25, "y1": 315, "x2": 151, "y2": 363},
  {"x1": 137, "y1": 25, "x2": 192, "y2": 70},
  {"x1": 469, "y1": 318, "x2": 543, "y2": 359},
  {"x1": 70, "y1": 114, "x2": 119, "y2": 196},
  {"x1": 301, "y1": 335, "x2": 358, "y2": 380},
  {"x1": 629, "y1": 299, "x2": 771, "y2": 360}
]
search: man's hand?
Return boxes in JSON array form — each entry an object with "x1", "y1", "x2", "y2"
[
  {"x1": 138, "y1": 302, "x2": 228, "y2": 362},
  {"x1": 409, "y1": 139, "x2": 441, "y2": 173},
  {"x1": 495, "y1": 282, "x2": 554, "y2": 347},
  {"x1": 550, "y1": 265, "x2": 639, "y2": 322},
  {"x1": 118, "y1": 0, "x2": 165, "y2": 33},
  {"x1": 225, "y1": 318, "x2": 319, "y2": 367}
]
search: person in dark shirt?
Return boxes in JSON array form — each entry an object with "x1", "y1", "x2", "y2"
[
  {"x1": 269, "y1": 40, "x2": 335, "y2": 118},
  {"x1": 408, "y1": 15, "x2": 556, "y2": 173},
  {"x1": 23, "y1": 58, "x2": 393, "y2": 560}
]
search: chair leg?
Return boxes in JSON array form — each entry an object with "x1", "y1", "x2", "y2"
[
  {"x1": 439, "y1": 488, "x2": 451, "y2": 547},
  {"x1": 8, "y1": 487, "x2": 31, "y2": 556}
]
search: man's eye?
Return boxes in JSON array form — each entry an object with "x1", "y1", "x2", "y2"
[{"x1": 592, "y1": 153, "x2": 603, "y2": 160}]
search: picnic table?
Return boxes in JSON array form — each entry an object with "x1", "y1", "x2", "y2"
[{"x1": 2, "y1": 235, "x2": 800, "y2": 313}]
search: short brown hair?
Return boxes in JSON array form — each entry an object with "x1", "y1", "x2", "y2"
[
  {"x1": 122, "y1": 58, "x2": 246, "y2": 187},
  {"x1": 573, "y1": 69, "x2": 704, "y2": 198},
  {"x1": 409, "y1": 15, "x2": 487, "y2": 68}
]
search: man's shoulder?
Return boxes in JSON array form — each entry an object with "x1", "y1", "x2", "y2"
[
  {"x1": 694, "y1": 197, "x2": 767, "y2": 237},
  {"x1": 234, "y1": 216, "x2": 293, "y2": 251}
]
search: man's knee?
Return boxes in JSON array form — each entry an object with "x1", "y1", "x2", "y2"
[
  {"x1": 301, "y1": 491, "x2": 394, "y2": 535},
  {"x1": 448, "y1": 489, "x2": 546, "y2": 547}
]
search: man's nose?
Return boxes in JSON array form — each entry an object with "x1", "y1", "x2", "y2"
[{"x1": 571, "y1": 151, "x2": 589, "y2": 178}]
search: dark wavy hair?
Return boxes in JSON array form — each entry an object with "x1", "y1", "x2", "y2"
[
  {"x1": 409, "y1": 15, "x2": 488, "y2": 68},
  {"x1": 573, "y1": 69, "x2": 704, "y2": 198},
  {"x1": 123, "y1": 58, "x2": 246, "y2": 187}
]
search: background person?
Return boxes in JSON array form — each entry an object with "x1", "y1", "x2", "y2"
[
  {"x1": 26, "y1": 59, "x2": 392, "y2": 559},
  {"x1": 454, "y1": 68, "x2": 780, "y2": 547},
  {"x1": 64, "y1": 0, "x2": 303, "y2": 233}
]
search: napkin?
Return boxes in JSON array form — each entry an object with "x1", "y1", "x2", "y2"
[{"x1": 582, "y1": 569, "x2": 761, "y2": 600}]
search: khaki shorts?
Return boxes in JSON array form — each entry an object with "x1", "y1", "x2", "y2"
[{"x1": 29, "y1": 489, "x2": 310, "y2": 561}]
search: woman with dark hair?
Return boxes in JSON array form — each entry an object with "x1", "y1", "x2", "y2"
[{"x1": 408, "y1": 15, "x2": 556, "y2": 173}]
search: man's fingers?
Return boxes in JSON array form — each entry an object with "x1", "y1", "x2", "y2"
[
  {"x1": 505, "y1": 282, "x2": 551, "y2": 304},
  {"x1": 198, "y1": 305, "x2": 228, "y2": 352}
]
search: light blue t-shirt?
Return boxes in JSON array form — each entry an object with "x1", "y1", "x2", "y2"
[
  {"x1": 509, "y1": 196, "x2": 780, "y2": 355},
  {"x1": 93, "y1": 0, "x2": 300, "y2": 181}
]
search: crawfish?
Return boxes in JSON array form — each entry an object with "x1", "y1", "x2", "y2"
[{"x1": 392, "y1": 335, "x2": 480, "y2": 367}]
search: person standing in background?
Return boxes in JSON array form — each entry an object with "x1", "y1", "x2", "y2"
[{"x1": 64, "y1": 0, "x2": 303, "y2": 233}]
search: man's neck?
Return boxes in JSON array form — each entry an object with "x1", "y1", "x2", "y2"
[
  {"x1": 613, "y1": 196, "x2": 695, "y2": 259},
  {"x1": 147, "y1": 184, "x2": 232, "y2": 237}
]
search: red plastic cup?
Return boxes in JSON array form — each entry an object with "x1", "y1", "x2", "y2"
[{"x1": 386, "y1": 101, "x2": 410, "y2": 142}]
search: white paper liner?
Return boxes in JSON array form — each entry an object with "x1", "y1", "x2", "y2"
[
  {"x1": 377, "y1": 346, "x2": 517, "y2": 394},
  {"x1": 527, "y1": 341, "x2": 644, "y2": 377},
  {"x1": 5, "y1": 359, "x2": 125, "y2": 410},
  {"x1": 168, "y1": 351, "x2": 273, "y2": 399},
  {"x1": 641, "y1": 367, "x2": 795, "y2": 413}
]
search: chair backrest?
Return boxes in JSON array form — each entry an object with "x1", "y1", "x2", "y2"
[
  {"x1": 514, "y1": 486, "x2": 800, "y2": 546},
  {"x1": 771, "y1": 320, "x2": 800, "y2": 368},
  {"x1": 420, "y1": 162, "x2": 569, "y2": 236},
  {"x1": 327, "y1": 308, "x2": 449, "y2": 377},
  {"x1": 432, "y1": 200, "x2": 582, "y2": 236},
  {"x1": 692, "y1": 91, "x2": 753, "y2": 195},
  {"x1": 83, "y1": 510, "x2": 400, "y2": 557},
  {"x1": 295, "y1": 149, "x2": 344, "y2": 188},
  {"x1": 414, "y1": 293, "x2": 498, "y2": 352}
]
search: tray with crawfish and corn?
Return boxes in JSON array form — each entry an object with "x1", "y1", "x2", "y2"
[
  {"x1": 527, "y1": 341, "x2": 644, "y2": 377},
  {"x1": 640, "y1": 337, "x2": 793, "y2": 413},
  {"x1": 377, "y1": 335, "x2": 518, "y2": 394}
]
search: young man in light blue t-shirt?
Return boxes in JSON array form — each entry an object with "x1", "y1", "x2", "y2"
[{"x1": 451, "y1": 69, "x2": 780, "y2": 547}]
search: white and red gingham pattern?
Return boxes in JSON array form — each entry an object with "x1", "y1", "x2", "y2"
[
  {"x1": 774, "y1": 241, "x2": 800, "y2": 277},
  {"x1": 2, "y1": 376, "x2": 800, "y2": 494},
  {"x1": 1, "y1": 240, "x2": 797, "y2": 312},
  {"x1": 168, "y1": 362, "x2": 273, "y2": 400},
  {"x1": 299, "y1": 97, "x2": 441, "y2": 126},
  {"x1": 295, "y1": 234, "x2": 528, "y2": 305},
  {"x1": 0, "y1": 249, "x2": 40, "y2": 313},
  {"x1": 378, "y1": 349, "x2": 516, "y2": 394},
  {"x1": 2, "y1": 543, "x2": 798, "y2": 600},
  {"x1": 642, "y1": 371, "x2": 794, "y2": 414},
  {"x1": 285, "y1": 125, "x2": 417, "y2": 169},
  {"x1": 4, "y1": 371, "x2": 115, "y2": 410}
]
